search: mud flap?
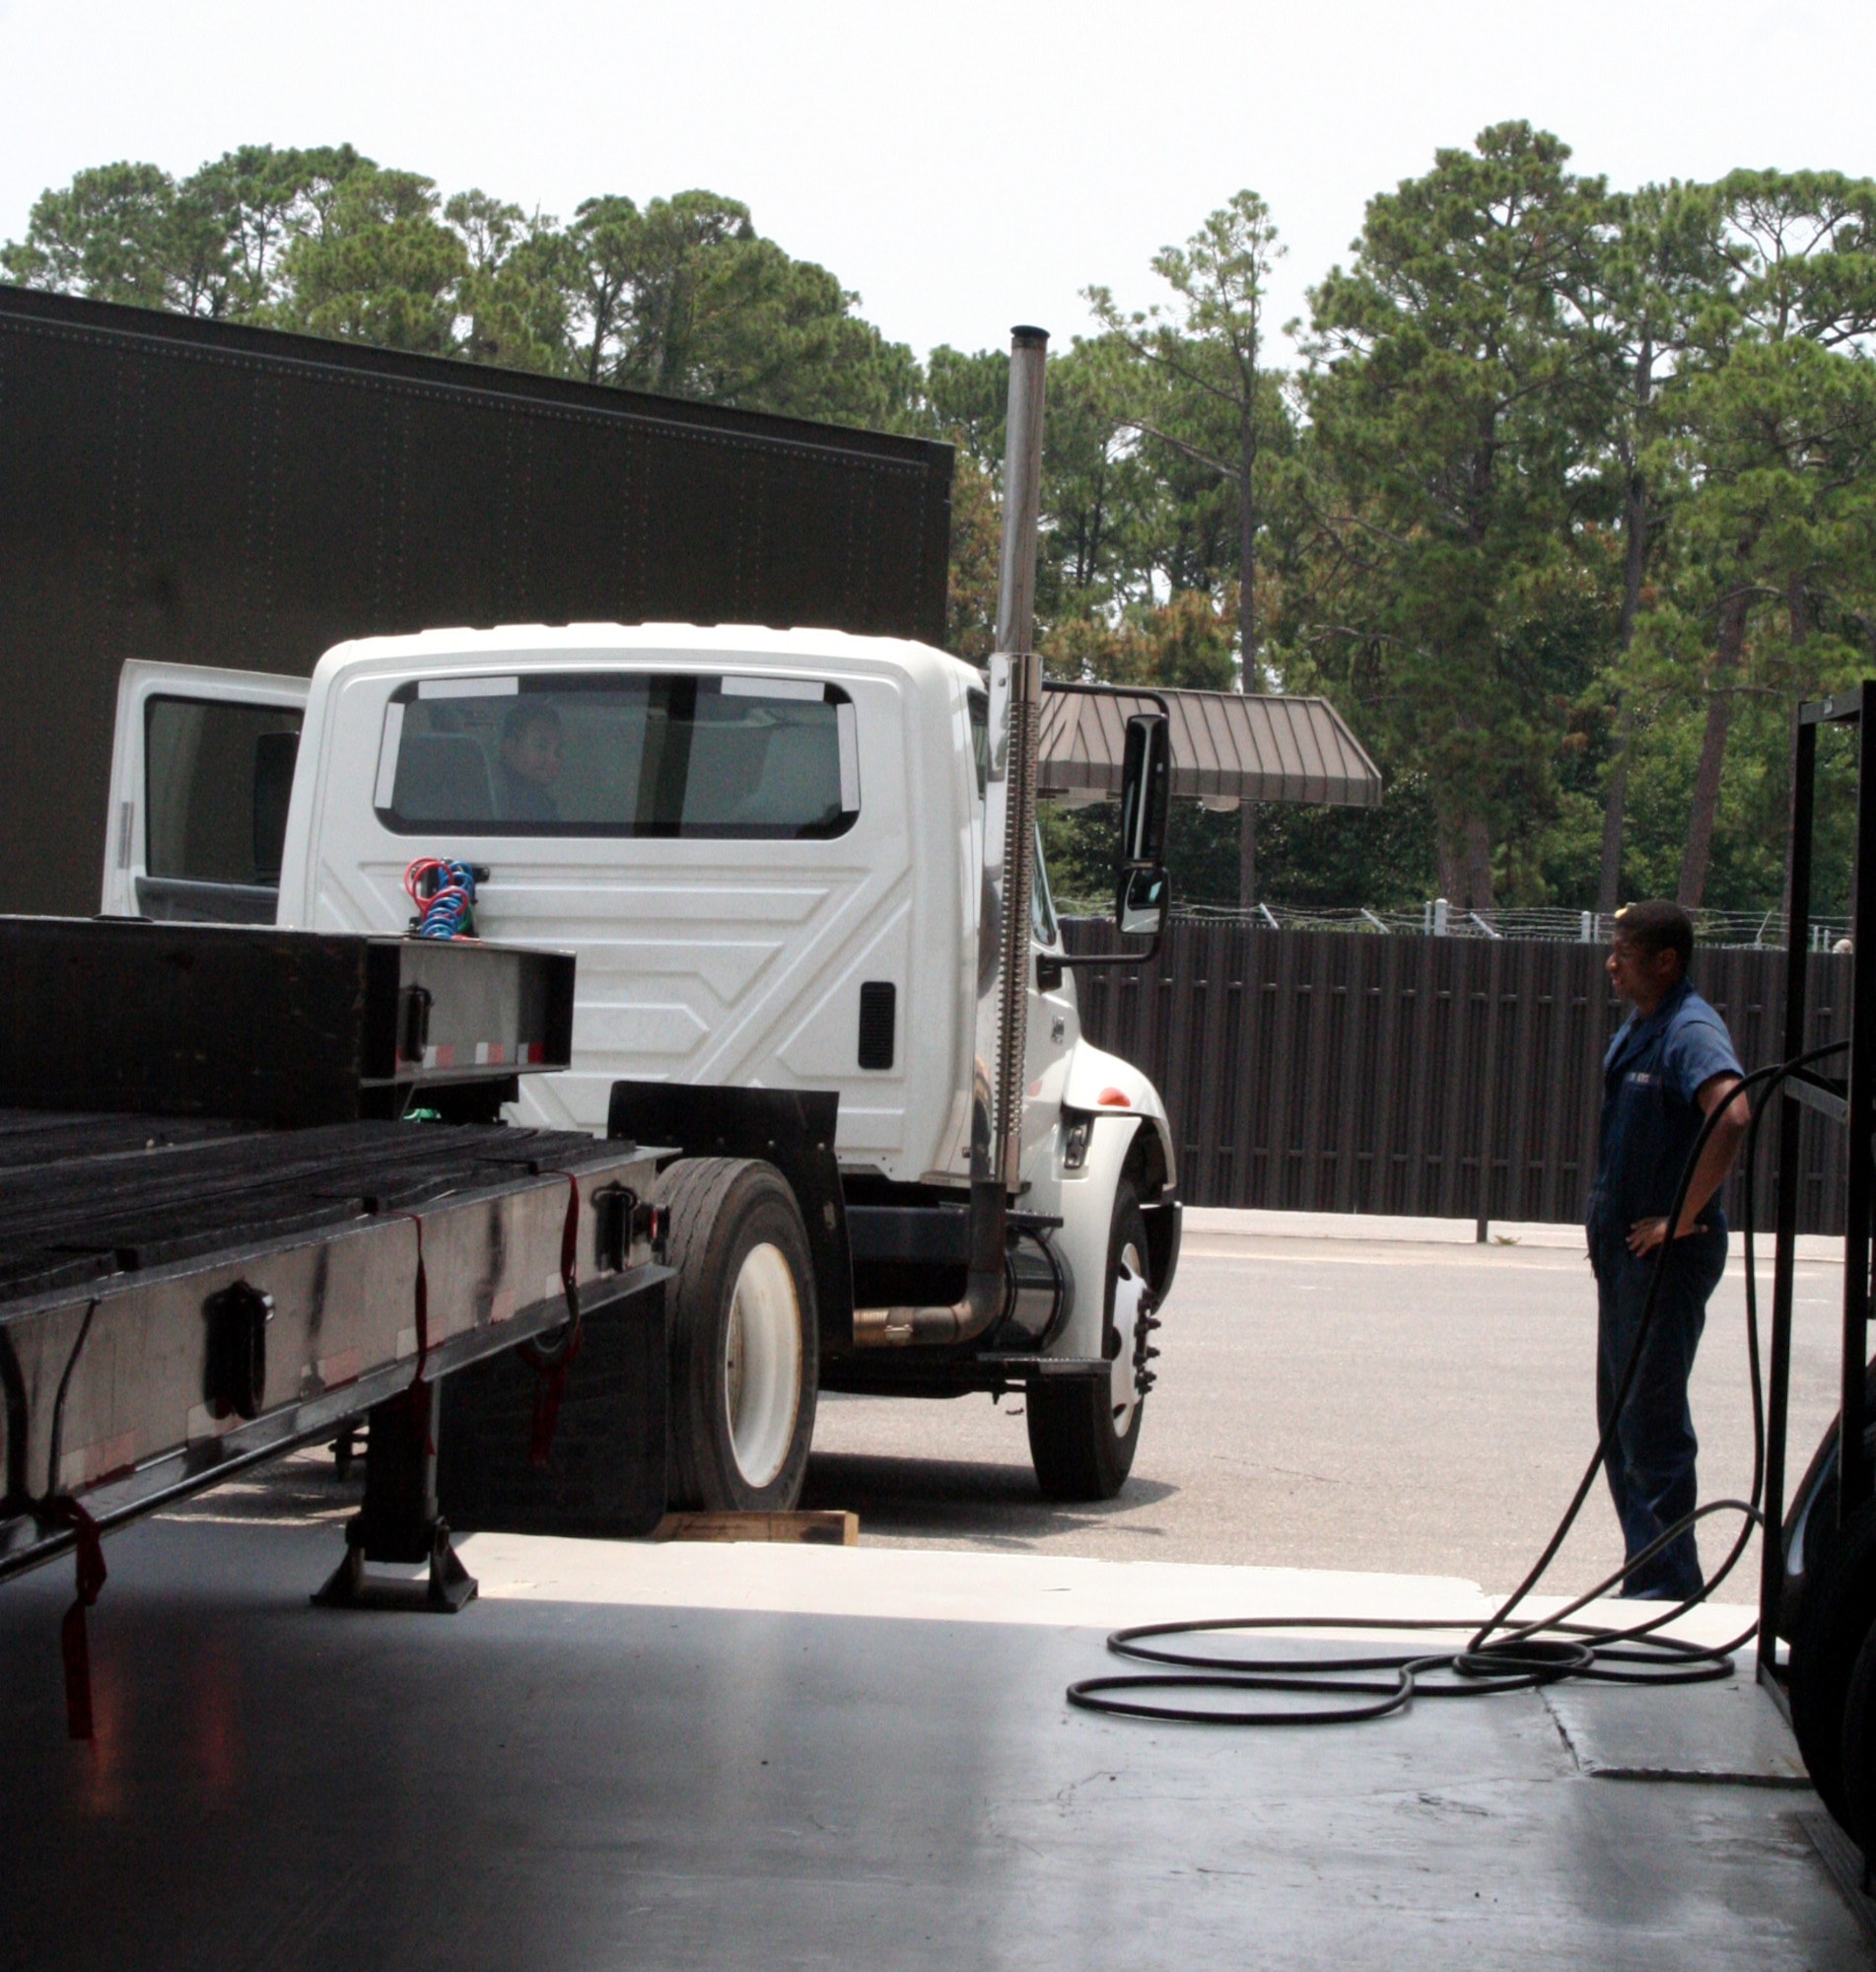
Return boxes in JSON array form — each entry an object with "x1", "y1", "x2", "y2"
[{"x1": 437, "y1": 1272, "x2": 669, "y2": 1539}]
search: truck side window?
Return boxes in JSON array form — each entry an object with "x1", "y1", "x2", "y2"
[
  {"x1": 145, "y1": 697, "x2": 304, "y2": 885},
  {"x1": 377, "y1": 672, "x2": 860, "y2": 839},
  {"x1": 967, "y1": 687, "x2": 988, "y2": 802},
  {"x1": 1031, "y1": 820, "x2": 1060, "y2": 948}
]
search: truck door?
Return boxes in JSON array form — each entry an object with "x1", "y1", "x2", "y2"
[{"x1": 102, "y1": 661, "x2": 310, "y2": 922}]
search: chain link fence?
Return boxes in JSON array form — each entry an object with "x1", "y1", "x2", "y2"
[{"x1": 1057, "y1": 896, "x2": 1850, "y2": 951}]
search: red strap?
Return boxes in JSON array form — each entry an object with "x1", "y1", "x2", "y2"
[
  {"x1": 559, "y1": 1172, "x2": 580, "y2": 1304},
  {"x1": 519, "y1": 1173, "x2": 583, "y2": 1467},
  {"x1": 39, "y1": 1497, "x2": 105, "y2": 1740},
  {"x1": 525, "y1": 1337, "x2": 581, "y2": 1468}
]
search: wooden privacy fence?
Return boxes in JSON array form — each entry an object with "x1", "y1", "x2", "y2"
[{"x1": 1063, "y1": 921, "x2": 1853, "y2": 1235}]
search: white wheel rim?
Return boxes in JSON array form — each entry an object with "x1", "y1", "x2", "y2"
[
  {"x1": 724, "y1": 1241, "x2": 802, "y2": 1489},
  {"x1": 1109, "y1": 1240, "x2": 1147, "y2": 1433}
]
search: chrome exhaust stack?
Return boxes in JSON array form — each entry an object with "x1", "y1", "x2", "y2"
[{"x1": 856, "y1": 324, "x2": 1048, "y2": 1348}]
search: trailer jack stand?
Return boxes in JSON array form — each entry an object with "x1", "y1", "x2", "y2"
[
  {"x1": 313, "y1": 1516, "x2": 477, "y2": 1613},
  {"x1": 312, "y1": 1384, "x2": 478, "y2": 1613}
]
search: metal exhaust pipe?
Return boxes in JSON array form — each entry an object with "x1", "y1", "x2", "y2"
[{"x1": 855, "y1": 324, "x2": 1048, "y2": 1348}]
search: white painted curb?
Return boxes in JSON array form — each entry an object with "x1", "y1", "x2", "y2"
[{"x1": 1181, "y1": 1205, "x2": 1843, "y2": 1264}]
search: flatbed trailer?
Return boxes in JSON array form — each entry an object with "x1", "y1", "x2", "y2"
[
  {"x1": 0, "y1": 1112, "x2": 665, "y2": 1584},
  {"x1": 0, "y1": 915, "x2": 671, "y2": 1732}
]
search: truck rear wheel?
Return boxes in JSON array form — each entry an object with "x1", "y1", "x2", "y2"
[
  {"x1": 654, "y1": 1157, "x2": 818, "y2": 1513},
  {"x1": 1027, "y1": 1179, "x2": 1151, "y2": 1502},
  {"x1": 1790, "y1": 1494, "x2": 1876, "y2": 1833},
  {"x1": 1839, "y1": 1615, "x2": 1876, "y2": 1854}
]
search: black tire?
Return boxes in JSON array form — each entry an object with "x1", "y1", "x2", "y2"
[
  {"x1": 653, "y1": 1157, "x2": 818, "y2": 1513},
  {"x1": 1789, "y1": 1494, "x2": 1876, "y2": 1833},
  {"x1": 1027, "y1": 1178, "x2": 1151, "y2": 1502},
  {"x1": 1777, "y1": 1364, "x2": 1876, "y2": 1645},
  {"x1": 1840, "y1": 1616, "x2": 1876, "y2": 1856}
]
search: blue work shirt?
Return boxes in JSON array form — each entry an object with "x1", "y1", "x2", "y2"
[{"x1": 1587, "y1": 977, "x2": 1743, "y2": 1238}]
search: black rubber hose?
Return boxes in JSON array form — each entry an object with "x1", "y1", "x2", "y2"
[{"x1": 1068, "y1": 1041, "x2": 1848, "y2": 1726}]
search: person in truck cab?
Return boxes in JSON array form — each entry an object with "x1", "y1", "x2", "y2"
[{"x1": 498, "y1": 700, "x2": 563, "y2": 821}]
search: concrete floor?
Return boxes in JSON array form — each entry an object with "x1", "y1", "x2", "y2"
[
  {"x1": 1, "y1": 1518, "x2": 1868, "y2": 1971},
  {"x1": 6, "y1": 1216, "x2": 1868, "y2": 1968}
]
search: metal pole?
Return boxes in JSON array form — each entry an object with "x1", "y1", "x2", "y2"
[
  {"x1": 995, "y1": 327, "x2": 1048, "y2": 659},
  {"x1": 1475, "y1": 939, "x2": 1505, "y2": 1244},
  {"x1": 1761, "y1": 710, "x2": 1816, "y2": 1664},
  {"x1": 990, "y1": 325, "x2": 1049, "y2": 1195},
  {"x1": 1841, "y1": 686, "x2": 1876, "y2": 1526}
]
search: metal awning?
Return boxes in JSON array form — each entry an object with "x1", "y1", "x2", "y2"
[{"x1": 1038, "y1": 686, "x2": 1383, "y2": 809}]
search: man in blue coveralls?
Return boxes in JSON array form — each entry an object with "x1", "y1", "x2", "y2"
[{"x1": 1588, "y1": 900, "x2": 1751, "y2": 1600}]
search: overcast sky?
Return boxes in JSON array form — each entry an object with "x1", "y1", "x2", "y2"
[{"x1": 3, "y1": 0, "x2": 1872, "y2": 365}]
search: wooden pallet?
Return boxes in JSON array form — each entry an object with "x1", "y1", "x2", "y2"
[{"x1": 652, "y1": 1511, "x2": 858, "y2": 1547}]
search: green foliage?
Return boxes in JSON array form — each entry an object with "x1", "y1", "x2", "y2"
[
  {"x1": 926, "y1": 345, "x2": 1007, "y2": 466},
  {"x1": 1089, "y1": 190, "x2": 1288, "y2": 673},
  {"x1": 560, "y1": 189, "x2": 922, "y2": 426},
  {"x1": 3, "y1": 152, "x2": 919, "y2": 428},
  {"x1": 12, "y1": 135, "x2": 1876, "y2": 923},
  {"x1": 448, "y1": 190, "x2": 573, "y2": 373},
  {"x1": 1253, "y1": 776, "x2": 1441, "y2": 909},
  {"x1": 1296, "y1": 124, "x2": 1616, "y2": 903},
  {"x1": 269, "y1": 166, "x2": 466, "y2": 353},
  {"x1": 945, "y1": 452, "x2": 1002, "y2": 662},
  {"x1": 1042, "y1": 588, "x2": 1236, "y2": 690},
  {"x1": 1044, "y1": 775, "x2": 1439, "y2": 913},
  {"x1": 4, "y1": 160, "x2": 215, "y2": 311}
]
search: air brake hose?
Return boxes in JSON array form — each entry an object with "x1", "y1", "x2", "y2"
[
  {"x1": 403, "y1": 857, "x2": 478, "y2": 940},
  {"x1": 1067, "y1": 1041, "x2": 1848, "y2": 1725}
]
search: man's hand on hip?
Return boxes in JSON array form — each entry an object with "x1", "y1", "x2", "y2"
[{"x1": 1627, "y1": 1215, "x2": 1700, "y2": 1256}]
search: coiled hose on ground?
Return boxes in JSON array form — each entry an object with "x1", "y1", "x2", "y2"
[{"x1": 1067, "y1": 1043, "x2": 1848, "y2": 1726}]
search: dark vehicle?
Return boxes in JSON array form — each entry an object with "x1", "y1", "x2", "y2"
[{"x1": 0, "y1": 285, "x2": 952, "y2": 916}]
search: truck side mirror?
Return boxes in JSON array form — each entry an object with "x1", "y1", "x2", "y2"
[
  {"x1": 1118, "y1": 713, "x2": 1170, "y2": 870},
  {"x1": 1116, "y1": 865, "x2": 1170, "y2": 940}
]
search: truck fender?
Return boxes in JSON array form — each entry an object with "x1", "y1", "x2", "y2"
[
  {"x1": 1044, "y1": 1110, "x2": 1146, "y2": 1366},
  {"x1": 1061, "y1": 1040, "x2": 1177, "y2": 1197},
  {"x1": 605, "y1": 1082, "x2": 854, "y2": 1353},
  {"x1": 1048, "y1": 1042, "x2": 1179, "y2": 1364}
]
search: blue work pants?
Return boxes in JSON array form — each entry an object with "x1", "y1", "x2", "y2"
[{"x1": 1588, "y1": 1222, "x2": 1727, "y2": 1601}]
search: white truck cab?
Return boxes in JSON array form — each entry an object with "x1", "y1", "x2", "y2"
[{"x1": 102, "y1": 623, "x2": 1181, "y2": 1511}]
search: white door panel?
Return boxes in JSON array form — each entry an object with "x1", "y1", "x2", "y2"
[
  {"x1": 595, "y1": 940, "x2": 780, "y2": 1001},
  {"x1": 102, "y1": 661, "x2": 308, "y2": 919},
  {"x1": 578, "y1": 1001, "x2": 711, "y2": 1057},
  {"x1": 774, "y1": 898, "x2": 912, "y2": 1153},
  {"x1": 516, "y1": 1072, "x2": 624, "y2": 1132},
  {"x1": 775, "y1": 899, "x2": 910, "y2": 1080}
]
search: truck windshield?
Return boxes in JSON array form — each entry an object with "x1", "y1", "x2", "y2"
[{"x1": 376, "y1": 672, "x2": 859, "y2": 838}]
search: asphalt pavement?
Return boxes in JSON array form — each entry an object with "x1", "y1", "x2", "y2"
[{"x1": 802, "y1": 1227, "x2": 1848, "y2": 1598}]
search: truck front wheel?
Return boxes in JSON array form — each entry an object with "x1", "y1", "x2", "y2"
[
  {"x1": 1027, "y1": 1179, "x2": 1152, "y2": 1501},
  {"x1": 654, "y1": 1158, "x2": 818, "y2": 1513}
]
